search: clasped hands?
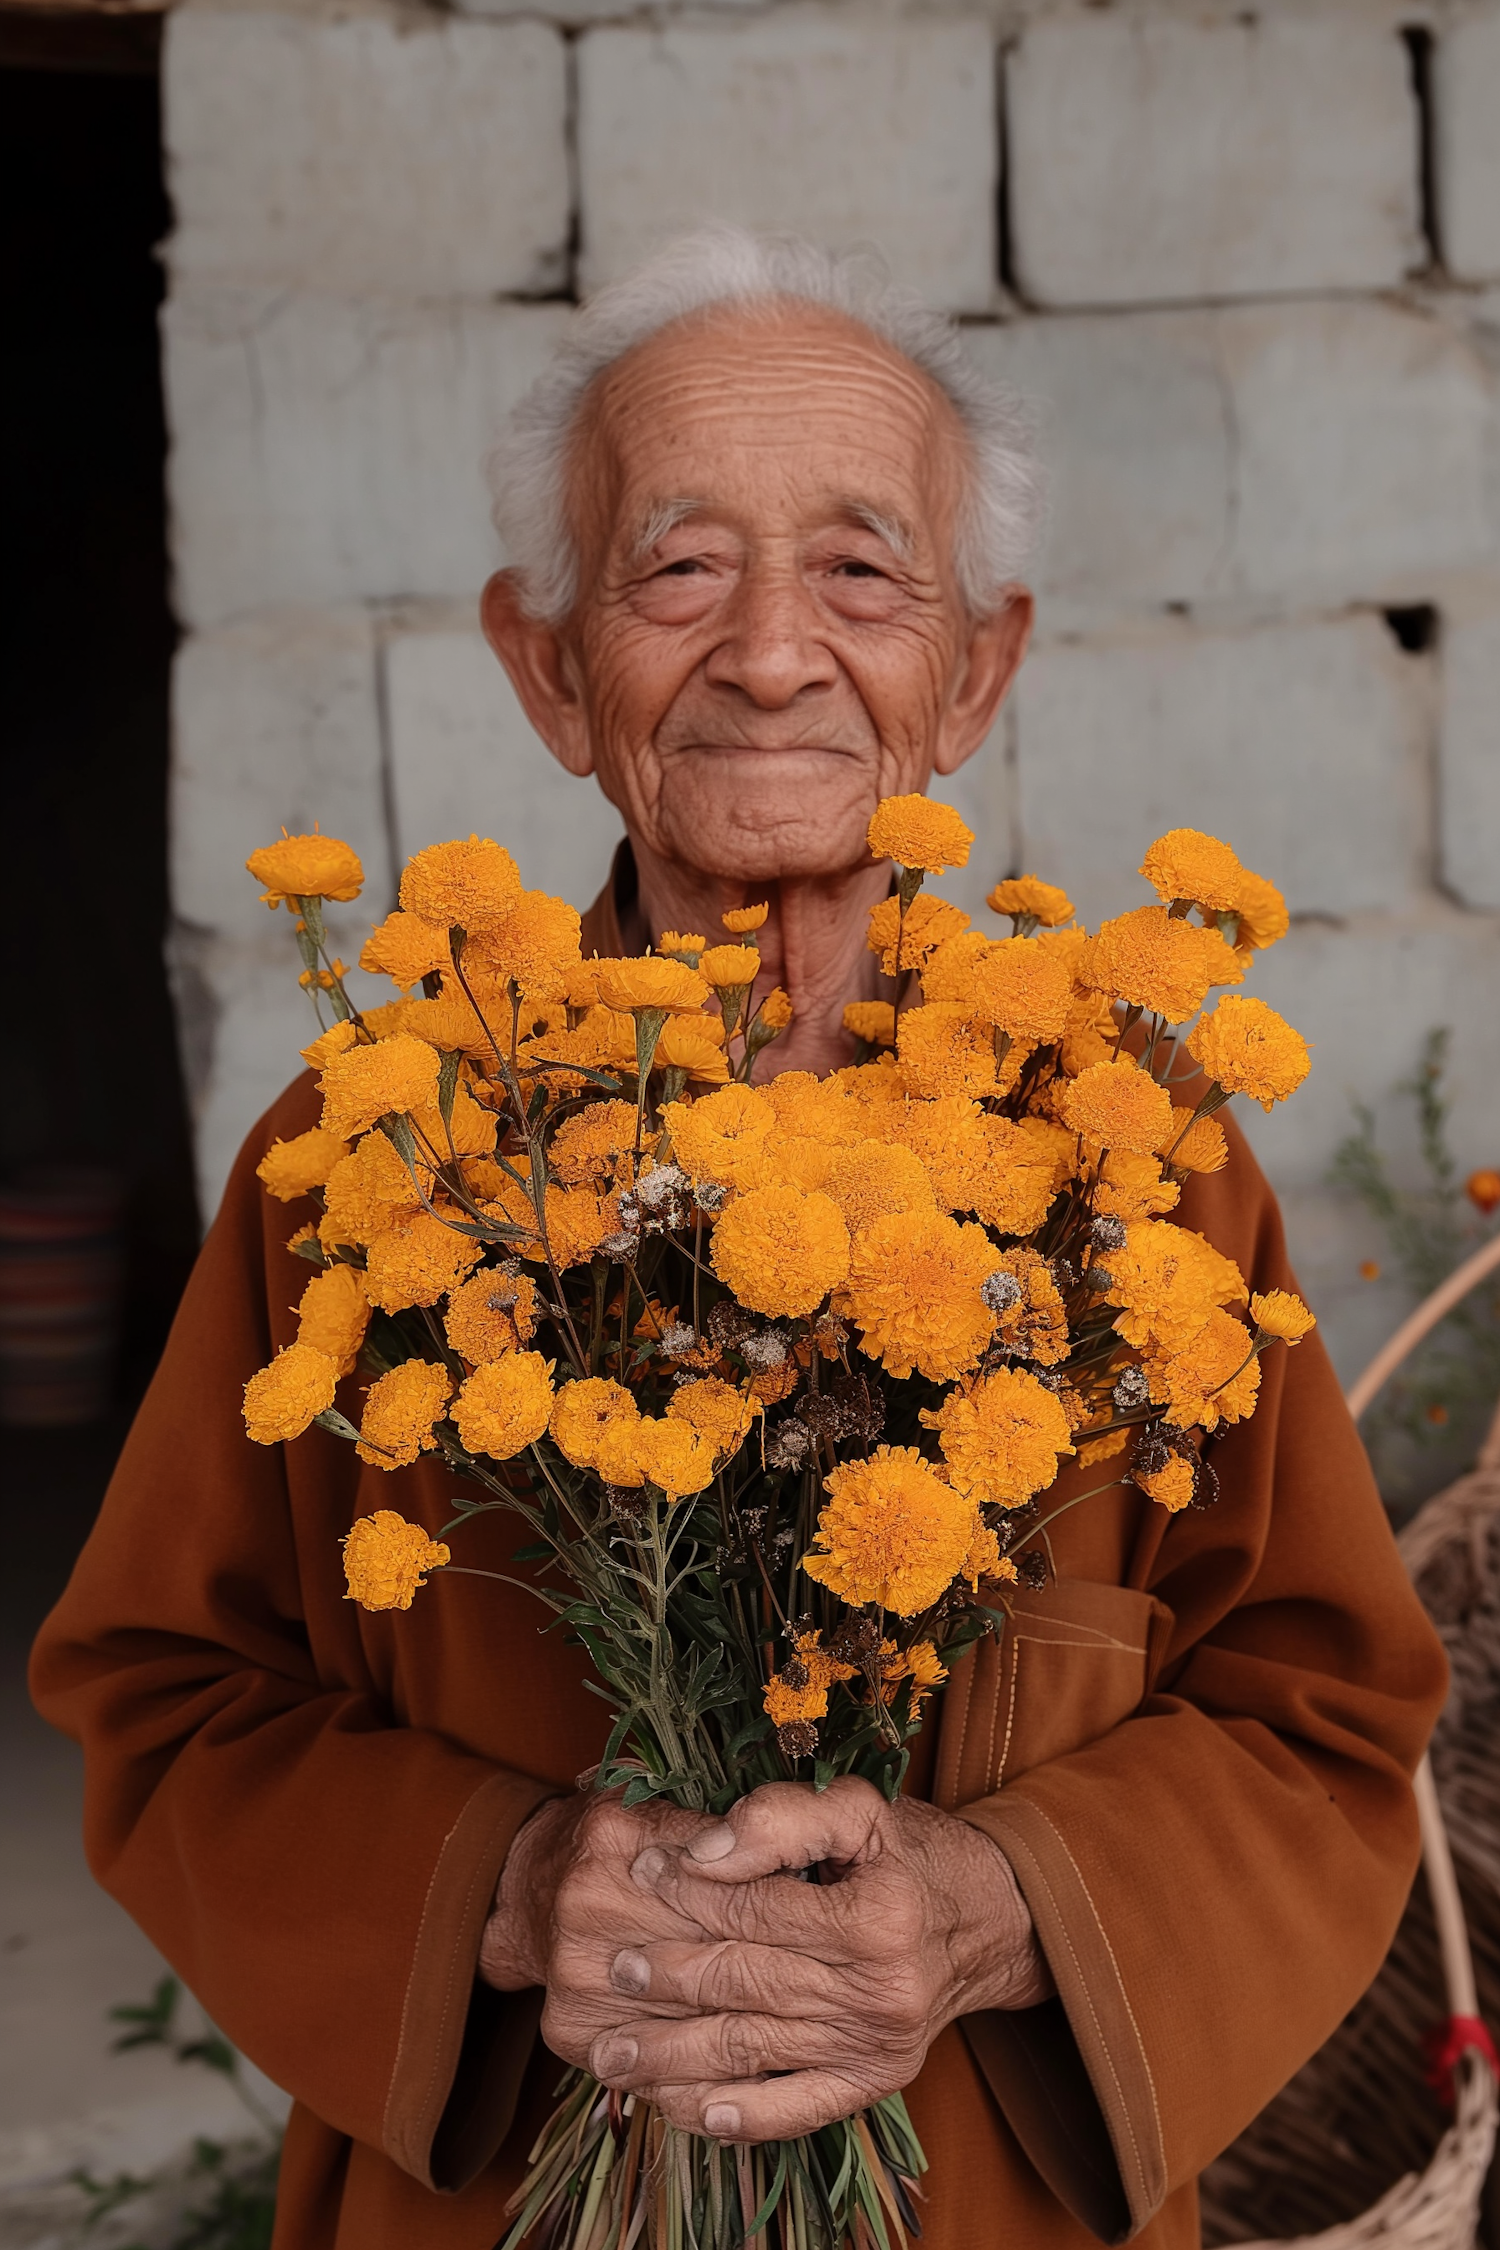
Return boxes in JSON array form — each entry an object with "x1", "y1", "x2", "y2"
[{"x1": 479, "y1": 1777, "x2": 1051, "y2": 2141}]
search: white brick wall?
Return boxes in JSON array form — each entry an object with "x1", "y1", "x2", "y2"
[
  {"x1": 1005, "y1": 14, "x2": 1421, "y2": 308},
  {"x1": 164, "y1": 11, "x2": 570, "y2": 297},
  {"x1": 1434, "y1": 6, "x2": 1500, "y2": 283},
  {"x1": 1439, "y1": 595, "x2": 1500, "y2": 912},
  {"x1": 577, "y1": 18, "x2": 998, "y2": 311}
]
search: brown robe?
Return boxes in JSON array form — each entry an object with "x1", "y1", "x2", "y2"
[{"x1": 30, "y1": 870, "x2": 1447, "y2": 2250}]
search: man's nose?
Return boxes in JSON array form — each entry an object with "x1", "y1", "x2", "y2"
[{"x1": 703, "y1": 570, "x2": 839, "y2": 709}]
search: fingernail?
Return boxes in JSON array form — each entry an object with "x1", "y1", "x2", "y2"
[
  {"x1": 592, "y1": 2034, "x2": 638, "y2": 2078},
  {"x1": 610, "y1": 1948, "x2": 650, "y2": 1996},
  {"x1": 687, "y1": 1824, "x2": 737, "y2": 1863},
  {"x1": 631, "y1": 1846, "x2": 670, "y2": 1887},
  {"x1": 704, "y1": 2103, "x2": 741, "y2": 2138}
]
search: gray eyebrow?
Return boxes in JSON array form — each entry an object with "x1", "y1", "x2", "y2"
[
  {"x1": 626, "y1": 495, "x2": 917, "y2": 564},
  {"x1": 628, "y1": 498, "x2": 705, "y2": 561},
  {"x1": 836, "y1": 500, "x2": 916, "y2": 560}
]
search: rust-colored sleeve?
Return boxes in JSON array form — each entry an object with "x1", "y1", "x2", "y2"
[
  {"x1": 958, "y1": 1124, "x2": 1448, "y2": 2239},
  {"x1": 28, "y1": 1087, "x2": 558, "y2": 2191}
]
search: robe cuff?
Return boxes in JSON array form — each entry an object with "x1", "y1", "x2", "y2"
[
  {"x1": 380, "y1": 1771, "x2": 559, "y2": 2189},
  {"x1": 957, "y1": 1795, "x2": 1168, "y2": 2242}
]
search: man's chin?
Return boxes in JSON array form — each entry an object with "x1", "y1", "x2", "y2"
[{"x1": 654, "y1": 746, "x2": 887, "y2": 882}]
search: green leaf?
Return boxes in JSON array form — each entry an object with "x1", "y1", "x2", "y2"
[
  {"x1": 812, "y1": 1759, "x2": 836, "y2": 1794},
  {"x1": 437, "y1": 1049, "x2": 461, "y2": 1131},
  {"x1": 312, "y1": 1408, "x2": 361, "y2": 1444}
]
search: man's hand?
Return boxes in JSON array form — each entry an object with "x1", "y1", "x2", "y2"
[{"x1": 580, "y1": 1777, "x2": 1051, "y2": 2140}]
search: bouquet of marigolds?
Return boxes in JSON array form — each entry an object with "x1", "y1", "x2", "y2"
[{"x1": 242, "y1": 800, "x2": 1315, "y2": 2250}]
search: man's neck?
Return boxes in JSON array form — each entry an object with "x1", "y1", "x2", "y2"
[{"x1": 619, "y1": 835, "x2": 895, "y2": 1078}]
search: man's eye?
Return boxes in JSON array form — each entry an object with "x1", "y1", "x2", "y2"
[
  {"x1": 660, "y1": 558, "x2": 706, "y2": 577},
  {"x1": 833, "y1": 559, "x2": 884, "y2": 579}
]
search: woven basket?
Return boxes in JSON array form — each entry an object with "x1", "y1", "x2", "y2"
[{"x1": 1200, "y1": 1234, "x2": 1500, "y2": 2250}]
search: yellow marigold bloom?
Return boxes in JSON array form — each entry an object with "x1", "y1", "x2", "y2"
[
  {"x1": 543, "y1": 1184, "x2": 620, "y2": 1271},
  {"x1": 655, "y1": 1019, "x2": 732, "y2": 1082},
  {"x1": 1251, "y1": 1289, "x2": 1316, "y2": 1344},
  {"x1": 523, "y1": 1006, "x2": 638, "y2": 1080},
  {"x1": 844, "y1": 1207, "x2": 999, "y2": 1381},
  {"x1": 968, "y1": 939, "x2": 1074, "y2": 1044},
  {"x1": 987, "y1": 1247, "x2": 1071, "y2": 1367},
  {"x1": 396, "y1": 986, "x2": 497, "y2": 1061},
  {"x1": 1085, "y1": 906, "x2": 1243, "y2": 1023},
  {"x1": 320, "y1": 1132, "x2": 425, "y2": 1249},
  {"x1": 363, "y1": 1207, "x2": 483, "y2": 1312},
  {"x1": 1233, "y1": 870, "x2": 1290, "y2": 952},
  {"x1": 257, "y1": 1125, "x2": 350, "y2": 1202},
  {"x1": 1136, "y1": 1456, "x2": 1196, "y2": 1514},
  {"x1": 711, "y1": 1184, "x2": 851, "y2": 1319},
  {"x1": 1059, "y1": 1056, "x2": 1176, "y2": 1156},
  {"x1": 1139, "y1": 828, "x2": 1245, "y2": 912},
  {"x1": 1159, "y1": 1107, "x2": 1229, "y2": 1174},
  {"x1": 764, "y1": 1074, "x2": 861, "y2": 1144},
  {"x1": 657, "y1": 931, "x2": 707, "y2": 962},
  {"x1": 359, "y1": 910, "x2": 451, "y2": 993},
  {"x1": 247, "y1": 831, "x2": 364, "y2": 908},
  {"x1": 821, "y1": 1139, "x2": 936, "y2": 1236},
  {"x1": 1107, "y1": 1220, "x2": 1246, "y2": 1355},
  {"x1": 764, "y1": 1631, "x2": 859, "y2": 1725},
  {"x1": 843, "y1": 1001, "x2": 896, "y2": 1047},
  {"x1": 757, "y1": 987, "x2": 794, "y2": 1032},
  {"x1": 398, "y1": 835, "x2": 521, "y2": 933},
  {"x1": 804, "y1": 1446, "x2": 978, "y2": 1615},
  {"x1": 987, "y1": 875, "x2": 1074, "y2": 928},
  {"x1": 959, "y1": 1116, "x2": 1062, "y2": 1236},
  {"x1": 550, "y1": 1100, "x2": 639, "y2": 1187},
  {"x1": 296, "y1": 1262, "x2": 370, "y2": 1376},
  {"x1": 453, "y1": 1351, "x2": 554, "y2": 1461},
  {"x1": 736, "y1": 1130, "x2": 835, "y2": 1197},
  {"x1": 723, "y1": 903, "x2": 769, "y2": 933},
  {"x1": 594, "y1": 956, "x2": 708, "y2": 1015},
  {"x1": 924, "y1": 1367, "x2": 1075, "y2": 1507},
  {"x1": 341, "y1": 1510, "x2": 450, "y2": 1612},
  {"x1": 866, "y1": 892, "x2": 970, "y2": 976},
  {"x1": 242, "y1": 1342, "x2": 339, "y2": 1444},
  {"x1": 1060, "y1": 992, "x2": 1119, "y2": 1078},
  {"x1": 921, "y1": 931, "x2": 993, "y2": 1005},
  {"x1": 1186, "y1": 996, "x2": 1311, "y2": 1111},
  {"x1": 765, "y1": 1676, "x2": 826, "y2": 1726},
  {"x1": 668, "y1": 1375, "x2": 760, "y2": 1457},
  {"x1": 1092, "y1": 1150, "x2": 1180, "y2": 1224},
  {"x1": 409, "y1": 1085, "x2": 496, "y2": 1163},
  {"x1": 468, "y1": 890, "x2": 582, "y2": 1002},
  {"x1": 1145, "y1": 1306, "x2": 1260, "y2": 1430},
  {"x1": 356, "y1": 1358, "x2": 452, "y2": 1467},
  {"x1": 882, "y1": 1638, "x2": 949, "y2": 1706},
  {"x1": 301, "y1": 1019, "x2": 359, "y2": 1072},
  {"x1": 698, "y1": 943, "x2": 760, "y2": 990},
  {"x1": 866, "y1": 794, "x2": 973, "y2": 873},
  {"x1": 897, "y1": 1003, "x2": 1008, "y2": 1101},
  {"x1": 1077, "y1": 1428, "x2": 1129, "y2": 1468},
  {"x1": 551, "y1": 1376, "x2": 640, "y2": 1469},
  {"x1": 319, "y1": 1033, "x2": 441, "y2": 1141},
  {"x1": 961, "y1": 1521, "x2": 1007, "y2": 1588},
  {"x1": 664, "y1": 1083, "x2": 777, "y2": 1189},
  {"x1": 635, "y1": 1416, "x2": 717, "y2": 1497},
  {"x1": 444, "y1": 1266, "x2": 538, "y2": 1361}
]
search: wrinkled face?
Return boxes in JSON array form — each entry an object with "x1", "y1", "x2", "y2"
[{"x1": 486, "y1": 305, "x2": 1029, "y2": 885}]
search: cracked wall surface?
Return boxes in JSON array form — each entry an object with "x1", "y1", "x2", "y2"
[{"x1": 161, "y1": 0, "x2": 1500, "y2": 1396}]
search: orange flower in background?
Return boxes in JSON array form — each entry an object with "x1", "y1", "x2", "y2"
[
  {"x1": 342, "y1": 1511, "x2": 450, "y2": 1612},
  {"x1": 356, "y1": 1359, "x2": 452, "y2": 1467},
  {"x1": 453, "y1": 1352, "x2": 555, "y2": 1460},
  {"x1": 1466, "y1": 1168, "x2": 1500, "y2": 1216},
  {"x1": 657, "y1": 931, "x2": 707, "y2": 962},
  {"x1": 318, "y1": 1033, "x2": 441, "y2": 1141},
  {"x1": 896, "y1": 1003, "x2": 1009, "y2": 1101},
  {"x1": 398, "y1": 835, "x2": 521, "y2": 931},
  {"x1": 866, "y1": 795, "x2": 973, "y2": 873},
  {"x1": 804, "y1": 1447, "x2": 977, "y2": 1615},
  {"x1": 359, "y1": 910, "x2": 451, "y2": 992},
  {"x1": 242, "y1": 1342, "x2": 338, "y2": 1445},
  {"x1": 722, "y1": 903, "x2": 769, "y2": 933},
  {"x1": 319, "y1": 1131, "x2": 425, "y2": 1249},
  {"x1": 820, "y1": 1139, "x2": 936, "y2": 1236},
  {"x1": 988, "y1": 875, "x2": 1074, "y2": 929},
  {"x1": 301, "y1": 1019, "x2": 359, "y2": 1072},
  {"x1": 710, "y1": 1184, "x2": 851, "y2": 1319},
  {"x1": 1059, "y1": 1055, "x2": 1175, "y2": 1156},
  {"x1": 1084, "y1": 905, "x2": 1244, "y2": 1023},
  {"x1": 1092, "y1": 1150, "x2": 1181, "y2": 1224},
  {"x1": 1107, "y1": 1220, "x2": 1247, "y2": 1355},
  {"x1": 1186, "y1": 996, "x2": 1311, "y2": 1109},
  {"x1": 842, "y1": 1001, "x2": 896, "y2": 1047},
  {"x1": 634, "y1": 1416, "x2": 717, "y2": 1497},
  {"x1": 256, "y1": 1125, "x2": 350, "y2": 1202},
  {"x1": 247, "y1": 831, "x2": 364, "y2": 909}
]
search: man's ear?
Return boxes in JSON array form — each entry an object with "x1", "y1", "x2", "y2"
[
  {"x1": 931, "y1": 588, "x2": 1034, "y2": 777},
  {"x1": 480, "y1": 571, "x2": 595, "y2": 778}
]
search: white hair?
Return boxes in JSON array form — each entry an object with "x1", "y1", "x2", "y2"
[{"x1": 489, "y1": 227, "x2": 1045, "y2": 621}]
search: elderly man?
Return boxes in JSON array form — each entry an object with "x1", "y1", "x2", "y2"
[{"x1": 33, "y1": 232, "x2": 1444, "y2": 2250}]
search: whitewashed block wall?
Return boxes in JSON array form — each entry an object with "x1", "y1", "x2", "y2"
[{"x1": 161, "y1": 0, "x2": 1500, "y2": 1392}]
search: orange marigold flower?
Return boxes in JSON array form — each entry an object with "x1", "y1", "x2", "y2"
[
  {"x1": 247, "y1": 831, "x2": 364, "y2": 909},
  {"x1": 1085, "y1": 905, "x2": 1244, "y2": 1023},
  {"x1": 723, "y1": 903, "x2": 770, "y2": 933},
  {"x1": 1144, "y1": 1306, "x2": 1260, "y2": 1431},
  {"x1": 319, "y1": 1033, "x2": 441, "y2": 1141},
  {"x1": 804, "y1": 1446, "x2": 979, "y2": 1615},
  {"x1": 363, "y1": 1207, "x2": 483, "y2": 1312},
  {"x1": 1186, "y1": 996, "x2": 1311, "y2": 1110},
  {"x1": 843, "y1": 1001, "x2": 897, "y2": 1047},
  {"x1": 920, "y1": 930, "x2": 991, "y2": 1003},
  {"x1": 987, "y1": 875, "x2": 1074, "y2": 928},
  {"x1": 945, "y1": 1115, "x2": 1062, "y2": 1237},
  {"x1": 444, "y1": 1265, "x2": 538, "y2": 1361},
  {"x1": 257, "y1": 1125, "x2": 350, "y2": 1202},
  {"x1": 986, "y1": 1246, "x2": 1072, "y2": 1367},
  {"x1": 543, "y1": 1184, "x2": 620, "y2": 1271},
  {"x1": 668, "y1": 1375, "x2": 760, "y2": 1457},
  {"x1": 1106, "y1": 1220, "x2": 1246, "y2": 1355},
  {"x1": 1092, "y1": 1150, "x2": 1180, "y2": 1224},
  {"x1": 1467, "y1": 1168, "x2": 1500, "y2": 1216},
  {"x1": 844, "y1": 1207, "x2": 999, "y2": 1382},
  {"x1": 897, "y1": 1003, "x2": 1009, "y2": 1101},
  {"x1": 665, "y1": 1084, "x2": 778, "y2": 1189},
  {"x1": 1077, "y1": 1428, "x2": 1129, "y2": 1468},
  {"x1": 341, "y1": 1510, "x2": 450, "y2": 1612},
  {"x1": 295, "y1": 1262, "x2": 370, "y2": 1376},
  {"x1": 655, "y1": 1020, "x2": 731, "y2": 1083},
  {"x1": 1139, "y1": 828, "x2": 1245, "y2": 912},
  {"x1": 923, "y1": 1367, "x2": 1075, "y2": 1507},
  {"x1": 594, "y1": 956, "x2": 709, "y2": 1015},
  {"x1": 866, "y1": 892, "x2": 970, "y2": 976},
  {"x1": 1060, "y1": 992, "x2": 1119, "y2": 1078},
  {"x1": 1136, "y1": 1457, "x2": 1196, "y2": 1514},
  {"x1": 1059, "y1": 1056, "x2": 1176, "y2": 1156},
  {"x1": 357, "y1": 1358, "x2": 452, "y2": 1467},
  {"x1": 320, "y1": 1132, "x2": 425, "y2": 1249},
  {"x1": 881, "y1": 1638, "x2": 949, "y2": 1707},
  {"x1": 398, "y1": 835, "x2": 521, "y2": 932},
  {"x1": 301, "y1": 1019, "x2": 360, "y2": 1072},
  {"x1": 550, "y1": 1377, "x2": 639, "y2": 1469},
  {"x1": 765, "y1": 1074, "x2": 863, "y2": 1144},
  {"x1": 821, "y1": 1139, "x2": 936, "y2": 1236},
  {"x1": 453, "y1": 1350, "x2": 554, "y2": 1461},
  {"x1": 635, "y1": 1416, "x2": 717, "y2": 1497},
  {"x1": 867, "y1": 795, "x2": 973, "y2": 873},
  {"x1": 710, "y1": 1184, "x2": 851, "y2": 1319},
  {"x1": 1250, "y1": 1289, "x2": 1316, "y2": 1344},
  {"x1": 698, "y1": 943, "x2": 760, "y2": 991},
  {"x1": 467, "y1": 890, "x2": 582, "y2": 1002},
  {"x1": 968, "y1": 939, "x2": 1074, "y2": 1045},
  {"x1": 764, "y1": 1631, "x2": 860, "y2": 1725},
  {"x1": 549, "y1": 1101, "x2": 639, "y2": 1187},
  {"x1": 1233, "y1": 870, "x2": 1290, "y2": 953},
  {"x1": 242, "y1": 1341, "x2": 339, "y2": 1444},
  {"x1": 756, "y1": 988, "x2": 794, "y2": 1033},
  {"x1": 359, "y1": 910, "x2": 451, "y2": 992},
  {"x1": 1158, "y1": 1107, "x2": 1229, "y2": 1174},
  {"x1": 657, "y1": 931, "x2": 707, "y2": 962}
]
